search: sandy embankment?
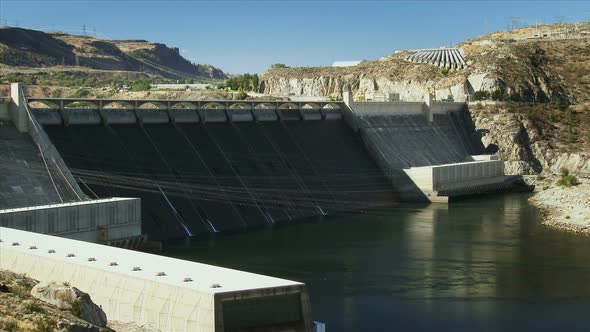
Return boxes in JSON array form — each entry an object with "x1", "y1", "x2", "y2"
[{"x1": 529, "y1": 178, "x2": 590, "y2": 234}]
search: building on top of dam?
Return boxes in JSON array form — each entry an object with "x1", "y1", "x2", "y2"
[{"x1": 0, "y1": 227, "x2": 313, "y2": 331}]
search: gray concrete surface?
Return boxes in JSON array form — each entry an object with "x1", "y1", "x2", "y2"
[
  {"x1": 0, "y1": 198, "x2": 141, "y2": 242},
  {"x1": 0, "y1": 227, "x2": 313, "y2": 332}
]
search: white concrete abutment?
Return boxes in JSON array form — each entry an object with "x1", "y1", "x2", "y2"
[{"x1": 0, "y1": 227, "x2": 314, "y2": 331}]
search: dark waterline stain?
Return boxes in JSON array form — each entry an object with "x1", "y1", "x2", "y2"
[{"x1": 163, "y1": 193, "x2": 590, "y2": 332}]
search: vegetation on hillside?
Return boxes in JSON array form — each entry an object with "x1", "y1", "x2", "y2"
[
  {"x1": 0, "y1": 270, "x2": 96, "y2": 332},
  {"x1": 225, "y1": 73, "x2": 259, "y2": 92},
  {"x1": 471, "y1": 101, "x2": 590, "y2": 153},
  {"x1": 557, "y1": 168, "x2": 580, "y2": 187},
  {"x1": 0, "y1": 27, "x2": 226, "y2": 81}
]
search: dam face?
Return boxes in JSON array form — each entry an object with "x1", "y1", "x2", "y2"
[{"x1": 44, "y1": 119, "x2": 395, "y2": 240}]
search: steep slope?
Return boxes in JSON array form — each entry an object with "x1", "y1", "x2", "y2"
[{"x1": 0, "y1": 27, "x2": 226, "y2": 80}]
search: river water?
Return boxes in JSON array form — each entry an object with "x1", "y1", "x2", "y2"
[{"x1": 164, "y1": 193, "x2": 590, "y2": 331}]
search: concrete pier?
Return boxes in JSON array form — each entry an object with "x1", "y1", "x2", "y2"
[
  {"x1": 0, "y1": 227, "x2": 313, "y2": 332},
  {"x1": 26, "y1": 97, "x2": 347, "y2": 125}
]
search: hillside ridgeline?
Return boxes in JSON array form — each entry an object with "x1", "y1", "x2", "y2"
[{"x1": 0, "y1": 27, "x2": 225, "y2": 80}]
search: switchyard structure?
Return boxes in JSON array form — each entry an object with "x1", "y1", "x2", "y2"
[{"x1": 404, "y1": 48, "x2": 468, "y2": 69}]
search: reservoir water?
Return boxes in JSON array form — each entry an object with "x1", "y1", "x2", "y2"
[{"x1": 164, "y1": 193, "x2": 590, "y2": 331}]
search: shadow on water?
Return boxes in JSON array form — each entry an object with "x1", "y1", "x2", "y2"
[{"x1": 164, "y1": 193, "x2": 590, "y2": 332}]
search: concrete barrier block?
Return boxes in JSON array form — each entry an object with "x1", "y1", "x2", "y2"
[
  {"x1": 228, "y1": 109, "x2": 254, "y2": 122},
  {"x1": 136, "y1": 110, "x2": 170, "y2": 124},
  {"x1": 199, "y1": 109, "x2": 227, "y2": 123},
  {"x1": 168, "y1": 110, "x2": 200, "y2": 123},
  {"x1": 64, "y1": 109, "x2": 102, "y2": 125},
  {"x1": 102, "y1": 109, "x2": 137, "y2": 124},
  {"x1": 278, "y1": 109, "x2": 301, "y2": 121},
  {"x1": 299, "y1": 109, "x2": 322, "y2": 121},
  {"x1": 253, "y1": 109, "x2": 278, "y2": 122},
  {"x1": 322, "y1": 109, "x2": 342, "y2": 120},
  {"x1": 33, "y1": 110, "x2": 63, "y2": 125}
]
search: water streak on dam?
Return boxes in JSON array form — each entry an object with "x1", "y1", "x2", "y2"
[{"x1": 42, "y1": 115, "x2": 395, "y2": 240}]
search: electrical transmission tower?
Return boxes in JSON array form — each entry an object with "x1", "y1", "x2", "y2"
[{"x1": 82, "y1": 24, "x2": 87, "y2": 36}]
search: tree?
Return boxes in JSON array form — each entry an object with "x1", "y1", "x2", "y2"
[
  {"x1": 474, "y1": 90, "x2": 490, "y2": 101},
  {"x1": 271, "y1": 63, "x2": 288, "y2": 69},
  {"x1": 131, "y1": 80, "x2": 151, "y2": 91}
]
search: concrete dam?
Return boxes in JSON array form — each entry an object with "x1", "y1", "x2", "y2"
[
  {"x1": 33, "y1": 101, "x2": 395, "y2": 240},
  {"x1": 20, "y1": 91, "x2": 517, "y2": 241},
  {"x1": 1, "y1": 84, "x2": 524, "y2": 331}
]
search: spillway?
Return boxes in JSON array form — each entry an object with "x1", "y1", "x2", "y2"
[
  {"x1": 357, "y1": 110, "x2": 487, "y2": 200},
  {"x1": 44, "y1": 119, "x2": 395, "y2": 240}
]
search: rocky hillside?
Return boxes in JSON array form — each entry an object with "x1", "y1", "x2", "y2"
[
  {"x1": 0, "y1": 27, "x2": 226, "y2": 80},
  {"x1": 0, "y1": 270, "x2": 154, "y2": 332},
  {"x1": 469, "y1": 103, "x2": 590, "y2": 176},
  {"x1": 260, "y1": 22, "x2": 590, "y2": 104}
]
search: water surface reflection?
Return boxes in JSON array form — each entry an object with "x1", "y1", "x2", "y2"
[{"x1": 165, "y1": 194, "x2": 590, "y2": 331}]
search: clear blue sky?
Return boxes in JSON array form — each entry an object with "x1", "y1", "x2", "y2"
[{"x1": 1, "y1": 0, "x2": 588, "y2": 74}]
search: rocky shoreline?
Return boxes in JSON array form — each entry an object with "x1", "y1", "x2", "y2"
[
  {"x1": 0, "y1": 270, "x2": 154, "y2": 332},
  {"x1": 529, "y1": 178, "x2": 590, "y2": 235}
]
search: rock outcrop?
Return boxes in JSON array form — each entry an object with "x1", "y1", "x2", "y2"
[
  {"x1": 469, "y1": 105, "x2": 590, "y2": 177},
  {"x1": 0, "y1": 27, "x2": 226, "y2": 80},
  {"x1": 31, "y1": 282, "x2": 108, "y2": 328},
  {"x1": 260, "y1": 23, "x2": 590, "y2": 104}
]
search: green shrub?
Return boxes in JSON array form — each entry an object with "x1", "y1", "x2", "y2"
[
  {"x1": 439, "y1": 68, "x2": 449, "y2": 76},
  {"x1": 225, "y1": 73, "x2": 259, "y2": 91},
  {"x1": 508, "y1": 91, "x2": 522, "y2": 102},
  {"x1": 270, "y1": 63, "x2": 288, "y2": 69},
  {"x1": 473, "y1": 90, "x2": 490, "y2": 101},
  {"x1": 0, "y1": 317, "x2": 18, "y2": 332},
  {"x1": 556, "y1": 168, "x2": 580, "y2": 187},
  {"x1": 68, "y1": 88, "x2": 90, "y2": 98},
  {"x1": 553, "y1": 97, "x2": 571, "y2": 111},
  {"x1": 236, "y1": 91, "x2": 248, "y2": 100},
  {"x1": 33, "y1": 317, "x2": 57, "y2": 332},
  {"x1": 491, "y1": 88, "x2": 507, "y2": 101},
  {"x1": 22, "y1": 299, "x2": 44, "y2": 313},
  {"x1": 131, "y1": 80, "x2": 151, "y2": 91}
]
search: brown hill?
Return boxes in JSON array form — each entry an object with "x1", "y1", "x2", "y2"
[
  {"x1": 261, "y1": 22, "x2": 590, "y2": 104},
  {"x1": 0, "y1": 27, "x2": 226, "y2": 80}
]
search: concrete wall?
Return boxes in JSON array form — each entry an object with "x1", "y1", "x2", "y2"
[
  {"x1": 350, "y1": 101, "x2": 426, "y2": 116},
  {"x1": 169, "y1": 110, "x2": 200, "y2": 123},
  {"x1": 101, "y1": 109, "x2": 137, "y2": 124},
  {"x1": 136, "y1": 110, "x2": 170, "y2": 124},
  {"x1": 0, "y1": 227, "x2": 313, "y2": 332},
  {"x1": 64, "y1": 109, "x2": 102, "y2": 125},
  {"x1": 0, "y1": 97, "x2": 9, "y2": 120},
  {"x1": 228, "y1": 109, "x2": 254, "y2": 122},
  {"x1": 198, "y1": 109, "x2": 227, "y2": 123},
  {"x1": 0, "y1": 198, "x2": 142, "y2": 242},
  {"x1": 9, "y1": 83, "x2": 29, "y2": 132},
  {"x1": 430, "y1": 101, "x2": 466, "y2": 114},
  {"x1": 252, "y1": 108, "x2": 278, "y2": 122},
  {"x1": 33, "y1": 109, "x2": 63, "y2": 125},
  {"x1": 10, "y1": 84, "x2": 87, "y2": 200},
  {"x1": 404, "y1": 160, "x2": 505, "y2": 193},
  {"x1": 432, "y1": 160, "x2": 504, "y2": 191}
]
